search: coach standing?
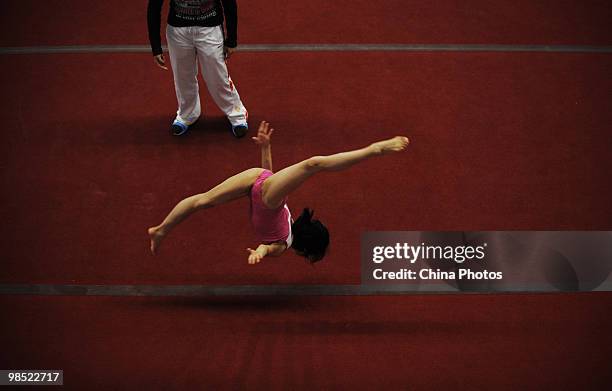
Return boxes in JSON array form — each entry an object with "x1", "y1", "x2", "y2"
[{"x1": 147, "y1": 0, "x2": 248, "y2": 137}]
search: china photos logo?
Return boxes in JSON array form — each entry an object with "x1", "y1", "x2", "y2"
[
  {"x1": 362, "y1": 231, "x2": 612, "y2": 291},
  {"x1": 369, "y1": 242, "x2": 502, "y2": 281}
]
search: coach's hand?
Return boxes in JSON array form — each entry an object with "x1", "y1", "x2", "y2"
[
  {"x1": 154, "y1": 54, "x2": 168, "y2": 70},
  {"x1": 224, "y1": 46, "x2": 235, "y2": 60}
]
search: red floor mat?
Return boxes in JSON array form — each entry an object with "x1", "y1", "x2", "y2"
[
  {"x1": 1, "y1": 293, "x2": 610, "y2": 390},
  {"x1": 0, "y1": 52, "x2": 611, "y2": 284},
  {"x1": 1, "y1": 1, "x2": 611, "y2": 47}
]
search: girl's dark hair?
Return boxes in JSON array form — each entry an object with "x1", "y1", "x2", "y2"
[{"x1": 291, "y1": 208, "x2": 329, "y2": 263}]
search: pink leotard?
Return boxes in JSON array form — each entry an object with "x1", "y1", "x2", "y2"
[{"x1": 250, "y1": 169, "x2": 293, "y2": 246}]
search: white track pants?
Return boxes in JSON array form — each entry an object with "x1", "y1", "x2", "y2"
[{"x1": 166, "y1": 25, "x2": 247, "y2": 127}]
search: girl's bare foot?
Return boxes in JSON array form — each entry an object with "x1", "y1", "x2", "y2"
[
  {"x1": 371, "y1": 136, "x2": 410, "y2": 155},
  {"x1": 148, "y1": 226, "x2": 165, "y2": 255}
]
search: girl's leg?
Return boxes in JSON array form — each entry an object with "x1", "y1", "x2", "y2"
[
  {"x1": 148, "y1": 168, "x2": 264, "y2": 254},
  {"x1": 262, "y1": 136, "x2": 409, "y2": 208}
]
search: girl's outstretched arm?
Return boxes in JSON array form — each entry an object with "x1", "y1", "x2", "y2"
[
  {"x1": 252, "y1": 121, "x2": 274, "y2": 171},
  {"x1": 246, "y1": 242, "x2": 287, "y2": 264}
]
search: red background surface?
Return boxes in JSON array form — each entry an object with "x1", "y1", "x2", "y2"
[{"x1": 0, "y1": 2, "x2": 611, "y2": 389}]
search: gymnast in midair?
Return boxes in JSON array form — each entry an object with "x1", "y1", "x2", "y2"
[{"x1": 148, "y1": 121, "x2": 409, "y2": 264}]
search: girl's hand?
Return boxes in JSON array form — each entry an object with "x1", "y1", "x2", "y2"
[
  {"x1": 246, "y1": 248, "x2": 263, "y2": 264},
  {"x1": 252, "y1": 121, "x2": 274, "y2": 146}
]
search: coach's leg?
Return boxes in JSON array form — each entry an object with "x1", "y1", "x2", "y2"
[
  {"x1": 166, "y1": 25, "x2": 201, "y2": 126},
  {"x1": 195, "y1": 26, "x2": 248, "y2": 129}
]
